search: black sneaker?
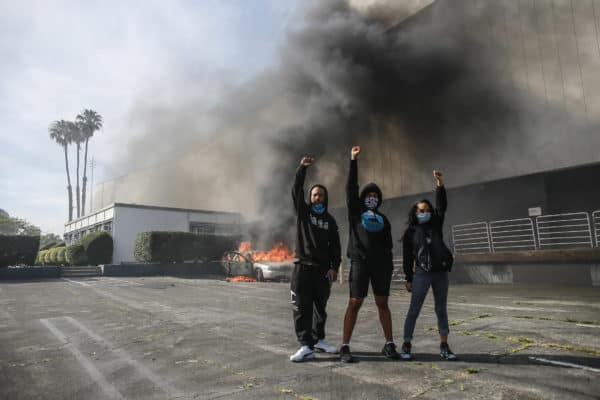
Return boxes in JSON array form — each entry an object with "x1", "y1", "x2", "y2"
[
  {"x1": 382, "y1": 342, "x2": 400, "y2": 360},
  {"x1": 400, "y1": 342, "x2": 412, "y2": 361},
  {"x1": 440, "y1": 343, "x2": 457, "y2": 361},
  {"x1": 340, "y1": 345, "x2": 354, "y2": 363}
]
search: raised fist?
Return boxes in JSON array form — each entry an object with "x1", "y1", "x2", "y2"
[
  {"x1": 351, "y1": 146, "x2": 361, "y2": 160},
  {"x1": 300, "y1": 156, "x2": 315, "y2": 167},
  {"x1": 433, "y1": 169, "x2": 444, "y2": 186}
]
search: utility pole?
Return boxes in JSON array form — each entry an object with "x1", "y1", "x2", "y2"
[{"x1": 88, "y1": 157, "x2": 96, "y2": 214}]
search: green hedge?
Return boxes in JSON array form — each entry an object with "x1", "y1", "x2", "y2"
[
  {"x1": 56, "y1": 247, "x2": 66, "y2": 265},
  {"x1": 134, "y1": 231, "x2": 239, "y2": 263},
  {"x1": 0, "y1": 235, "x2": 40, "y2": 267},
  {"x1": 36, "y1": 249, "x2": 47, "y2": 265},
  {"x1": 66, "y1": 244, "x2": 87, "y2": 266},
  {"x1": 41, "y1": 246, "x2": 66, "y2": 266},
  {"x1": 79, "y1": 231, "x2": 113, "y2": 265},
  {"x1": 48, "y1": 247, "x2": 60, "y2": 265},
  {"x1": 43, "y1": 250, "x2": 53, "y2": 265}
]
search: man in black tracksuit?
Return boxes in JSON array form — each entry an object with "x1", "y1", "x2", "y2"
[
  {"x1": 339, "y1": 146, "x2": 400, "y2": 363},
  {"x1": 290, "y1": 156, "x2": 341, "y2": 362}
]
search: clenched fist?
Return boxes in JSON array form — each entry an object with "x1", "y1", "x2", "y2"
[
  {"x1": 433, "y1": 170, "x2": 444, "y2": 187},
  {"x1": 351, "y1": 146, "x2": 361, "y2": 160},
  {"x1": 300, "y1": 156, "x2": 315, "y2": 167}
]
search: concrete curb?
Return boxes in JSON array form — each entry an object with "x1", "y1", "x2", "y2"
[
  {"x1": 0, "y1": 267, "x2": 61, "y2": 280},
  {"x1": 451, "y1": 263, "x2": 596, "y2": 286}
]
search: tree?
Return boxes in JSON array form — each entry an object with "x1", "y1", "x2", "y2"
[
  {"x1": 49, "y1": 120, "x2": 76, "y2": 221},
  {"x1": 76, "y1": 109, "x2": 103, "y2": 217},
  {"x1": 39, "y1": 233, "x2": 62, "y2": 249},
  {"x1": 0, "y1": 215, "x2": 41, "y2": 236},
  {"x1": 72, "y1": 122, "x2": 83, "y2": 219}
]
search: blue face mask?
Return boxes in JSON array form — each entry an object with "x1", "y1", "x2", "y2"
[
  {"x1": 311, "y1": 203, "x2": 326, "y2": 215},
  {"x1": 417, "y1": 212, "x2": 431, "y2": 223},
  {"x1": 361, "y1": 210, "x2": 384, "y2": 232},
  {"x1": 364, "y1": 196, "x2": 378, "y2": 210}
]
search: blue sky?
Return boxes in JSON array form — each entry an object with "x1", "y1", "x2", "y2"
[{"x1": 0, "y1": 0, "x2": 303, "y2": 235}]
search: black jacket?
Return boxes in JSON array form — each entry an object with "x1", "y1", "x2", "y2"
[
  {"x1": 292, "y1": 166, "x2": 342, "y2": 271},
  {"x1": 346, "y1": 159, "x2": 393, "y2": 262},
  {"x1": 402, "y1": 186, "x2": 451, "y2": 282}
]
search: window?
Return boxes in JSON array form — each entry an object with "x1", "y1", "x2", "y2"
[
  {"x1": 190, "y1": 223, "x2": 215, "y2": 235},
  {"x1": 190, "y1": 222, "x2": 240, "y2": 236}
]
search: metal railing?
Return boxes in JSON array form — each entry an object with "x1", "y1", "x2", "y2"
[
  {"x1": 452, "y1": 211, "x2": 600, "y2": 254},
  {"x1": 535, "y1": 212, "x2": 593, "y2": 249},
  {"x1": 489, "y1": 218, "x2": 537, "y2": 252},
  {"x1": 451, "y1": 222, "x2": 491, "y2": 254},
  {"x1": 592, "y1": 210, "x2": 600, "y2": 248}
]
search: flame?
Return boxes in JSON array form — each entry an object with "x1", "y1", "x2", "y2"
[
  {"x1": 238, "y1": 241, "x2": 294, "y2": 262},
  {"x1": 226, "y1": 276, "x2": 257, "y2": 282}
]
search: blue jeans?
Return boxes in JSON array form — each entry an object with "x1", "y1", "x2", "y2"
[{"x1": 403, "y1": 271, "x2": 449, "y2": 342}]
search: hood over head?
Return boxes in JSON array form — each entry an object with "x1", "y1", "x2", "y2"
[{"x1": 360, "y1": 182, "x2": 383, "y2": 210}]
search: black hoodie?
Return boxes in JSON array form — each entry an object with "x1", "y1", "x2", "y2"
[
  {"x1": 292, "y1": 166, "x2": 342, "y2": 271},
  {"x1": 402, "y1": 185, "x2": 449, "y2": 282},
  {"x1": 346, "y1": 159, "x2": 393, "y2": 262}
]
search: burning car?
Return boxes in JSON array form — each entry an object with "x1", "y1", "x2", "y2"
[{"x1": 221, "y1": 242, "x2": 294, "y2": 282}]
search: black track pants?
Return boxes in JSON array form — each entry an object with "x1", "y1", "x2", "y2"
[{"x1": 290, "y1": 263, "x2": 331, "y2": 347}]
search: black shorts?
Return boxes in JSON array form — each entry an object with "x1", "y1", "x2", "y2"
[{"x1": 348, "y1": 259, "x2": 393, "y2": 298}]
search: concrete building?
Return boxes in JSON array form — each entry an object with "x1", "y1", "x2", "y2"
[{"x1": 64, "y1": 203, "x2": 243, "y2": 264}]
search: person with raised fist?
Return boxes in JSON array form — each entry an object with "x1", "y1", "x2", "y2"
[
  {"x1": 400, "y1": 169, "x2": 457, "y2": 361},
  {"x1": 289, "y1": 156, "x2": 342, "y2": 362},
  {"x1": 339, "y1": 146, "x2": 399, "y2": 363}
]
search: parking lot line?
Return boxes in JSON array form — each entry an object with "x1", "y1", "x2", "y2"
[
  {"x1": 63, "y1": 316, "x2": 187, "y2": 399},
  {"x1": 529, "y1": 357, "x2": 600, "y2": 373},
  {"x1": 62, "y1": 278, "x2": 92, "y2": 287},
  {"x1": 39, "y1": 318, "x2": 125, "y2": 400}
]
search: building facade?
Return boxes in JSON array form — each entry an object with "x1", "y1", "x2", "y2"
[{"x1": 65, "y1": 203, "x2": 243, "y2": 264}]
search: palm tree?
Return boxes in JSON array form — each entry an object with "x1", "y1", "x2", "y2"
[
  {"x1": 76, "y1": 109, "x2": 103, "y2": 216},
  {"x1": 72, "y1": 121, "x2": 83, "y2": 218},
  {"x1": 49, "y1": 120, "x2": 75, "y2": 221}
]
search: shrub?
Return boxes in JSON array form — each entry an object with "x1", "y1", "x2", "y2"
[
  {"x1": 134, "y1": 231, "x2": 240, "y2": 263},
  {"x1": 44, "y1": 246, "x2": 67, "y2": 265},
  {"x1": 48, "y1": 248, "x2": 59, "y2": 265},
  {"x1": 43, "y1": 249, "x2": 54, "y2": 265},
  {"x1": 56, "y1": 247, "x2": 67, "y2": 265},
  {"x1": 79, "y1": 231, "x2": 113, "y2": 265},
  {"x1": 35, "y1": 249, "x2": 48, "y2": 265},
  {"x1": 66, "y1": 244, "x2": 87, "y2": 266},
  {"x1": 0, "y1": 235, "x2": 40, "y2": 267}
]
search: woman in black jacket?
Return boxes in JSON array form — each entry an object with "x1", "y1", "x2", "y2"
[{"x1": 401, "y1": 170, "x2": 457, "y2": 361}]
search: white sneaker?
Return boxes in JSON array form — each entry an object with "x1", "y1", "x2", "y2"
[
  {"x1": 314, "y1": 339, "x2": 339, "y2": 354},
  {"x1": 290, "y1": 345, "x2": 315, "y2": 362}
]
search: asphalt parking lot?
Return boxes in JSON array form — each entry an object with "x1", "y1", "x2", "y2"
[{"x1": 1, "y1": 277, "x2": 599, "y2": 399}]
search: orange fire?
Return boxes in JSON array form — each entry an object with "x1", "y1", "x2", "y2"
[
  {"x1": 238, "y1": 241, "x2": 294, "y2": 262},
  {"x1": 226, "y1": 276, "x2": 257, "y2": 282}
]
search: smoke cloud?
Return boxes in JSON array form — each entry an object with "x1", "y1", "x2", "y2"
[{"x1": 106, "y1": 0, "x2": 599, "y2": 247}]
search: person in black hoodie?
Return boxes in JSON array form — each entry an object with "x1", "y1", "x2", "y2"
[
  {"x1": 290, "y1": 156, "x2": 342, "y2": 362},
  {"x1": 339, "y1": 146, "x2": 399, "y2": 363},
  {"x1": 400, "y1": 170, "x2": 457, "y2": 361}
]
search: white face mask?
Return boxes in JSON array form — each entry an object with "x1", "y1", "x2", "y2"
[{"x1": 364, "y1": 196, "x2": 378, "y2": 210}]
